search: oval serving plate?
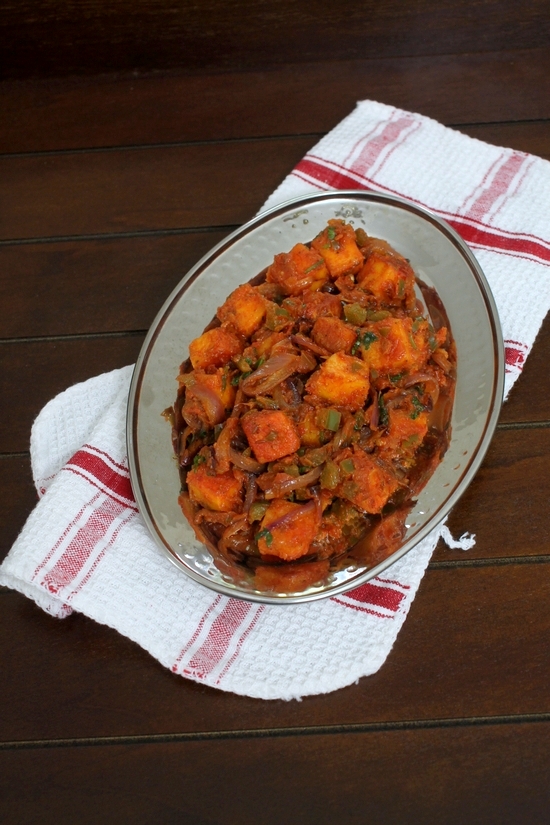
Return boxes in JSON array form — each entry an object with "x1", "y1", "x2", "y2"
[{"x1": 126, "y1": 191, "x2": 504, "y2": 604}]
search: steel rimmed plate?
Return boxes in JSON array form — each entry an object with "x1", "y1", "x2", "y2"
[{"x1": 126, "y1": 191, "x2": 505, "y2": 604}]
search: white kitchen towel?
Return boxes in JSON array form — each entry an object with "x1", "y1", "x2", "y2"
[{"x1": 2, "y1": 100, "x2": 549, "y2": 700}]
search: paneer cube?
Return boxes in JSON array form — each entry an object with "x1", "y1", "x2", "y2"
[
  {"x1": 356, "y1": 250, "x2": 416, "y2": 308},
  {"x1": 257, "y1": 499, "x2": 321, "y2": 560},
  {"x1": 217, "y1": 283, "x2": 266, "y2": 338},
  {"x1": 266, "y1": 243, "x2": 329, "y2": 295},
  {"x1": 254, "y1": 559, "x2": 329, "y2": 591},
  {"x1": 377, "y1": 407, "x2": 429, "y2": 467},
  {"x1": 311, "y1": 219, "x2": 363, "y2": 278},
  {"x1": 187, "y1": 463, "x2": 244, "y2": 512},
  {"x1": 306, "y1": 352, "x2": 370, "y2": 409},
  {"x1": 311, "y1": 316, "x2": 357, "y2": 354},
  {"x1": 336, "y1": 448, "x2": 399, "y2": 514},
  {"x1": 188, "y1": 327, "x2": 242, "y2": 370},
  {"x1": 360, "y1": 317, "x2": 431, "y2": 378},
  {"x1": 242, "y1": 410, "x2": 301, "y2": 463}
]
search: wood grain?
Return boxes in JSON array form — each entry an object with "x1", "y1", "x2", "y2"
[
  {"x1": 0, "y1": 458, "x2": 35, "y2": 554},
  {"x1": 1, "y1": 12, "x2": 550, "y2": 819},
  {"x1": 0, "y1": 337, "x2": 144, "y2": 453},
  {"x1": 1, "y1": 563, "x2": 548, "y2": 741},
  {"x1": 2, "y1": 211, "x2": 550, "y2": 344},
  {"x1": 1, "y1": 723, "x2": 548, "y2": 824},
  {"x1": 433, "y1": 426, "x2": 550, "y2": 561},
  {"x1": 0, "y1": 138, "x2": 312, "y2": 240},
  {"x1": 0, "y1": 231, "x2": 228, "y2": 337},
  {"x1": 2, "y1": 49, "x2": 550, "y2": 153},
  {"x1": 2, "y1": 0, "x2": 549, "y2": 80}
]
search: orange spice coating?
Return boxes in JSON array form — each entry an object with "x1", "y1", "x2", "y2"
[
  {"x1": 241, "y1": 409, "x2": 301, "y2": 464},
  {"x1": 188, "y1": 327, "x2": 242, "y2": 370},
  {"x1": 311, "y1": 219, "x2": 364, "y2": 278},
  {"x1": 311, "y1": 316, "x2": 358, "y2": 354},
  {"x1": 266, "y1": 243, "x2": 329, "y2": 295},
  {"x1": 306, "y1": 352, "x2": 370, "y2": 409},
  {"x1": 217, "y1": 283, "x2": 267, "y2": 338},
  {"x1": 258, "y1": 499, "x2": 321, "y2": 561},
  {"x1": 187, "y1": 463, "x2": 244, "y2": 512}
]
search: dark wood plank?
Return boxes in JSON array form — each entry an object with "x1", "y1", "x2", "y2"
[
  {"x1": 3, "y1": 200, "x2": 550, "y2": 342},
  {"x1": 1, "y1": 722, "x2": 549, "y2": 824},
  {"x1": 1, "y1": 563, "x2": 548, "y2": 740},
  {"x1": 499, "y1": 314, "x2": 550, "y2": 425},
  {"x1": 433, "y1": 425, "x2": 550, "y2": 562},
  {"x1": 0, "y1": 231, "x2": 228, "y2": 338},
  {"x1": 2, "y1": 50, "x2": 550, "y2": 153},
  {"x1": 0, "y1": 457, "x2": 35, "y2": 554},
  {"x1": 2, "y1": 0, "x2": 549, "y2": 80},
  {"x1": 0, "y1": 337, "x2": 144, "y2": 453},
  {"x1": 0, "y1": 137, "x2": 312, "y2": 241}
]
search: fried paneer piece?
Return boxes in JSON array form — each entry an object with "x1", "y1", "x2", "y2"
[
  {"x1": 359, "y1": 317, "x2": 431, "y2": 378},
  {"x1": 266, "y1": 243, "x2": 329, "y2": 295},
  {"x1": 336, "y1": 447, "x2": 399, "y2": 514},
  {"x1": 187, "y1": 463, "x2": 244, "y2": 512},
  {"x1": 257, "y1": 499, "x2": 321, "y2": 560},
  {"x1": 311, "y1": 316, "x2": 357, "y2": 354},
  {"x1": 357, "y1": 239, "x2": 416, "y2": 308},
  {"x1": 188, "y1": 327, "x2": 242, "y2": 370},
  {"x1": 311, "y1": 219, "x2": 364, "y2": 279},
  {"x1": 242, "y1": 410, "x2": 301, "y2": 463},
  {"x1": 306, "y1": 352, "x2": 370, "y2": 409},
  {"x1": 217, "y1": 283, "x2": 266, "y2": 338},
  {"x1": 377, "y1": 406, "x2": 429, "y2": 468},
  {"x1": 254, "y1": 559, "x2": 330, "y2": 592},
  {"x1": 181, "y1": 368, "x2": 236, "y2": 427}
]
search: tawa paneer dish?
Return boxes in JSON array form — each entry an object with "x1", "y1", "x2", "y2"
[{"x1": 165, "y1": 219, "x2": 456, "y2": 593}]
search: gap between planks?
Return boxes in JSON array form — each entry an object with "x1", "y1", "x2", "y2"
[{"x1": 1, "y1": 711, "x2": 550, "y2": 751}]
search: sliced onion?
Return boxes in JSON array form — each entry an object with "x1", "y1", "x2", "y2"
[
  {"x1": 263, "y1": 465, "x2": 322, "y2": 499},
  {"x1": 214, "y1": 418, "x2": 238, "y2": 474},
  {"x1": 178, "y1": 493, "x2": 218, "y2": 554},
  {"x1": 265, "y1": 499, "x2": 317, "y2": 530},
  {"x1": 296, "y1": 350, "x2": 318, "y2": 373},
  {"x1": 229, "y1": 448, "x2": 264, "y2": 473},
  {"x1": 243, "y1": 474, "x2": 258, "y2": 514},
  {"x1": 291, "y1": 334, "x2": 329, "y2": 358},
  {"x1": 190, "y1": 382, "x2": 225, "y2": 425},
  {"x1": 403, "y1": 372, "x2": 440, "y2": 407},
  {"x1": 219, "y1": 514, "x2": 249, "y2": 556},
  {"x1": 431, "y1": 348, "x2": 452, "y2": 374},
  {"x1": 241, "y1": 352, "x2": 301, "y2": 396}
]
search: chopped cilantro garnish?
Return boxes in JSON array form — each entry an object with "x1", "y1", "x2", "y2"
[
  {"x1": 192, "y1": 454, "x2": 206, "y2": 468},
  {"x1": 303, "y1": 259, "x2": 323, "y2": 274},
  {"x1": 255, "y1": 528, "x2": 273, "y2": 547},
  {"x1": 410, "y1": 396, "x2": 425, "y2": 420},
  {"x1": 361, "y1": 331, "x2": 378, "y2": 350},
  {"x1": 327, "y1": 226, "x2": 337, "y2": 240}
]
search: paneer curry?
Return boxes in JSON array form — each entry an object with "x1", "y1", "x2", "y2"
[{"x1": 166, "y1": 220, "x2": 456, "y2": 591}]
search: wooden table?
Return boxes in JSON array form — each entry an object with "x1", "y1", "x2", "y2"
[{"x1": 1, "y1": 3, "x2": 549, "y2": 822}]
